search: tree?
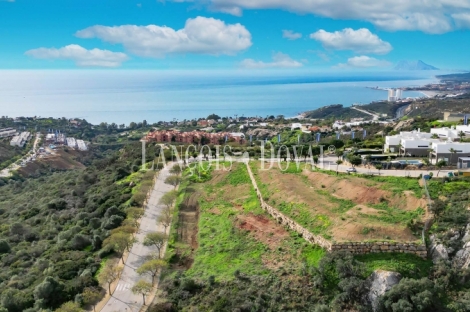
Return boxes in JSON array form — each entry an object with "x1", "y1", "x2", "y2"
[
  {"x1": 378, "y1": 278, "x2": 438, "y2": 311},
  {"x1": 335, "y1": 149, "x2": 344, "y2": 159},
  {"x1": 111, "y1": 225, "x2": 137, "y2": 235},
  {"x1": 127, "y1": 207, "x2": 144, "y2": 221},
  {"x1": 449, "y1": 148, "x2": 457, "y2": 166},
  {"x1": 431, "y1": 133, "x2": 439, "y2": 139},
  {"x1": 164, "y1": 175, "x2": 182, "y2": 188},
  {"x1": 335, "y1": 160, "x2": 343, "y2": 173},
  {"x1": 97, "y1": 262, "x2": 123, "y2": 294},
  {"x1": 158, "y1": 206, "x2": 173, "y2": 233},
  {"x1": 169, "y1": 163, "x2": 182, "y2": 175},
  {"x1": 131, "y1": 280, "x2": 153, "y2": 306},
  {"x1": 103, "y1": 232, "x2": 136, "y2": 263},
  {"x1": 436, "y1": 160, "x2": 447, "y2": 176},
  {"x1": 313, "y1": 155, "x2": 319, "y2": 165},
  {"x1": 458, "y1": 130, "x2": 465, "y2": 142},
  {"x1": 159, "y1": 190, "x2": 178, "y2": 209},
  {"x1": 55, "y1": 301, "x2": 82, "y2": 312},
  {"x1": 348, "y1": 155, "x2": 362, "y2": 168},
  {"x1": 143, "y1": 232, "x2": 168, "y2": 258},
  {"x1": 136, "y1": 259, "x2": 167, "y2": 284},
  {"x1": 33, "y1": 276, "x2": 65, "y2": 308},
  {"x1": 374, "y1": 164, "x2": 383, "y2": 175},
  {"x1": 0, "y1": 239, "x2": 10, "y2": 254},
  {"x1": 82, "y1": 287, "x2": 101, "y2": 312},
  {"x1": 421, "y1": 157, "x2": 430, "y2": 166}
]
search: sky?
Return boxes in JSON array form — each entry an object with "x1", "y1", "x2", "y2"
[{"x1": 1, "y1": 0, "x2": 470, "y2": 71}]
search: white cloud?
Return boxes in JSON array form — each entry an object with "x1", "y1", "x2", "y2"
[
  {"x1": 282, "y1": 30, "x2": 302, "y2": 40},
  {"x1": 452, "y1": 13, "x2": 470, "y2": 28},
  {"x1": 75, "y1": 16, "x2": 252, "y2": 57},
  {"x1": 336, "y1": 55, "x2": 391, "y2": 68},
  {"x1": 172, "y1": 0, "x2": 470, "y2": 33},
  {"x1": 240, "y1": 52, "x2": 303, "y2": 69},
  {"x1": 25, "y1": 44, "x2": 128, "y2": 67},
  {"x1": 310, "y1": 28, "x2": 392, "y2": 54}
]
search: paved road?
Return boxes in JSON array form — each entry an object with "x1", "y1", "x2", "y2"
[
  {"x1": 305, "y1": 155, "x2": 454, "y2": 177},
  {"x1": 102, "y1": 164, "x2": 174, "y2": 312},
  {"x1": 351, "y1": 106, "x2": 379, "y2": 120},
  {"x1": 0, "y1": 133, "x2": 41, "y2": 177},
  {"x1": 228, "y1": 155, "x2": 456, "y2": 178}
]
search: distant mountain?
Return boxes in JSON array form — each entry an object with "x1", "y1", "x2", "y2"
[{"x1": 394, "y1": 60, "x2": 439, "y2": 70}]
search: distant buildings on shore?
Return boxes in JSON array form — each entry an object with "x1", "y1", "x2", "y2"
[
  {"x1": 388, "y1": 88, "x2": 403, "y2": 102},
  {"x1": 384, "y1": 126, "x2": 470, "y2": 164},
  {"x1": 0, "y1": 127, "x2": 16, "y2": 139},
  {"x1": 45, "y1": 131, "x2": 87, "y2": 151},
  {"x1": 10, "y1": 132, "x2": 31, "y2": 147},
  {"x1": 145, "y1": 130, "x2": 245, "y2": 144}
]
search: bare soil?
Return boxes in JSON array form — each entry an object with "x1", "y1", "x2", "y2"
[
  {"x1": 236, "y1": 213, "x2": 289, "y2": 250},
  {"x1": 254, "y1": 165, "x2": 424, "y2": 242},
  {"x1": 173, "y1": 188, "x2": 199, "y2": 269}
]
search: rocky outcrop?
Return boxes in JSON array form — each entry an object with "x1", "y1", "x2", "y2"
[
  {"x1": 454, "y1": 224, "x2": 470, "y2": 269},
  {"x1": 429, "y1": 234, "x2": 449, "y2": 264},
  {"x1": 366, "y1": 270, "x2": 402, "y2": 311}
]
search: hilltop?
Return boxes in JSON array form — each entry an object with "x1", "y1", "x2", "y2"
[{"x1": 394, "y1": 60, "x2": 438, "y2": 70}]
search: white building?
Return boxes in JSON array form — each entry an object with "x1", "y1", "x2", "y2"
[
  {"x1": 384, "y1": 130, "x2": 436, "y2": 156},
  {"x1": 10, "y1": 132, "x2": 31, "y2": 147},
  {"x1": 66, "y1": 137, "x2": 77, "y2": 148},
  {"x1": 388, "y1": 88, "x2": 403, "y2": 102},
  {"x1": 291, "y1": 123, "x2": 302, "y2": 130},
  {"x1": 431, "y1": 142, "x2": 470, "y2": 164},
  {"x1": 430, "y1": 125, "x2": 470, "y2": 140},
  {"x1": 77, "y1": 140, "x2": 88, "y2": 151},
  {"x1": 0, "y1": 128, "x2": 16, "y2": 138}
]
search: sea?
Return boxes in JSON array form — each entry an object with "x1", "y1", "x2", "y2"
[{"x1": 0, "y1": 70, "x2": 443, "y2": 125}]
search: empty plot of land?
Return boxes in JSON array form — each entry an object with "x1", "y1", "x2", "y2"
[{"x1": 252, "y1": 163, "x2": 427, "y2": 242}]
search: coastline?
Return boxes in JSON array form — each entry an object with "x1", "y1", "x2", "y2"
[{"x1": 418, "y1": 90, "x2": 441, "y2": 98}]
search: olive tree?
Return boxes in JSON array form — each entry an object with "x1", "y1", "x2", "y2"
[
  {"x1": 131, "y1": 280, "x2": 153, "y2": 306},
  {"x1": 143, "y1": 232, "x2": 167, "y2": 258},
  {"x1": 136, "y1": 259, "x2": 167, "y2": 284},
  {"x1": 97, "y1": 262, "x2": 123, "y2": 294}
]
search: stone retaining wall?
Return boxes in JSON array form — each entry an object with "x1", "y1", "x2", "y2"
[{"x1": 245, "y1": 163, "x2": 427, "y2": 259}]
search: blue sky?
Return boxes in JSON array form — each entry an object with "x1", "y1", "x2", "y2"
[{"x1": 1, "y1": 0, "x2": 470, "y2": 70}]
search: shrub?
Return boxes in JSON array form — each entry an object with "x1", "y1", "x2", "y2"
[{"x1": 0, "y1": 240, "x2": 10, "y2": 254}]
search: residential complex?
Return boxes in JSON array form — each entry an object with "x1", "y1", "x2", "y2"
[
  {"x1": 10, "y1": 131, "x2": 31, "y2": 147},
  {"x1": 145, "y1": 130, "x2": 245, "y2": 144},
  {"x1": 384, "y1": 126, "x2": 470, "y2": 164},
  {"x1": 0, "y1": 127, "x2": 16, "y2": 138}
]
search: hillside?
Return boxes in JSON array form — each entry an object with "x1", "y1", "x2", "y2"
[
  {"x1": 437, "y1": 72, "x2": 470, "y2": 83},
  {"x1": 406, "y1": 93, "x2": 470, "y2": 119},
  {"x1": 0, "y1": 143, "x2": 156, "y2": 311},
  {"x1": 149, "y1": 163, "x2": 470, "y2": 311},
  {"x1": 304, "y1": 104, "x2": 370, "y2": 120}
]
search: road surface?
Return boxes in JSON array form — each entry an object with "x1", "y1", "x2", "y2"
[
  {"x1": 351, "y1": 106, "x2": 379, "y2": 120},
  {"x1": 0, "y1": 133, "x2": 41, "y2": 177},
  {"x1": 101, "y1": 164, "x2": 174, "y2": 312}
]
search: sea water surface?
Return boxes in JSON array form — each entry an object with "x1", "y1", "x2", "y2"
[{"x1": 0, "y1": 70, "x2": 440, "y2": 124}]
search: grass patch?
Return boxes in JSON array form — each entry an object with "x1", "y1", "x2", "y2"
[
  {"x1": 316, "y1": 189, "x2": 355, "y2": 213},
  {"x1": 277, "y1": 201, "x2": 331, "y2": 235},
  {"x1": 365, "y1": 202, "x2": 425, "y2": 224},
  {"x1": 356, "y1": 253, "x2": 433, "y2": 279}
]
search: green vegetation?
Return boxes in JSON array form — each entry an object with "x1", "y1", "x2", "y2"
[
  {"x1": 0, "y1": 142, "x2": 156, "y2": 311},
  {"x1": 356, "y1": 253, "x2": 433, "y2": 279}
]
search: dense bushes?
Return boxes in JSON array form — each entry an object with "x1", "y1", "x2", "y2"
[{"x1": 0, "y1": 142, "x2": 154, "y2": 311}]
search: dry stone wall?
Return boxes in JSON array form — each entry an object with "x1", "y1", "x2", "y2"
[{"x1": 245, "y1": 163, "x2": 427, "y2": 259}]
